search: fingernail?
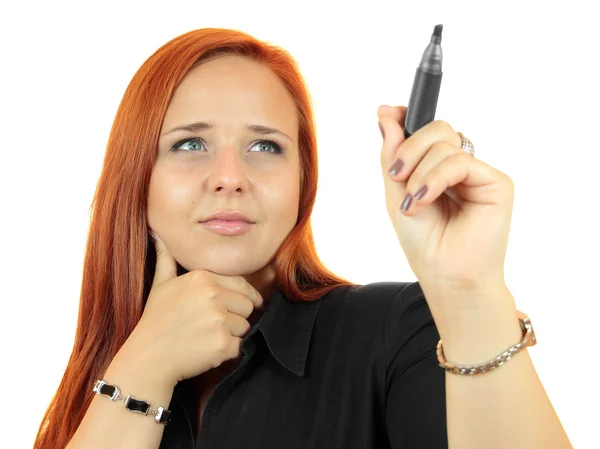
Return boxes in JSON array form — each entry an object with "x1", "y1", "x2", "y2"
[
  {"x1": 378, "y1": 121, "x2": 385, "y2": 139},
  {"x1": 414, "y1": 185, "x2": 428, "y2": 200},
  {"x1": 388, "y1": 158, "x2": 404, "y2": 176},
  {"x1": 401, "y1": 194, "x2": 413, "y2": 212}
]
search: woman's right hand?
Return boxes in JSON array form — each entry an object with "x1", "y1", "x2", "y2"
[{"x1": 121, "y1": 232, "x2": 265, "y2": 388}]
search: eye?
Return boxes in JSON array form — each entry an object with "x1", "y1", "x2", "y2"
[
  {"x1": 170, "y1": 137, "x2": 286, "y2": 154},
  {"x1": 170, "y1": 137, "x2": 205, "y2": 152},
  {"x1": 248, "y1": 138, "x2": 285, "y2": 154}
]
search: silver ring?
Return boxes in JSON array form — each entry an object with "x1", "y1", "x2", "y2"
[{"x1": 457, "y1": 132, "x2": 475, "y2": 157}]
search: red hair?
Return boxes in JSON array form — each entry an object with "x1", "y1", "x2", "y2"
[{"x1": 33, "y1": 28, "x2": 355, "y2": 448}]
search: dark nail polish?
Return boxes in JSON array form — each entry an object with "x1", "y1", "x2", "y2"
[
  {"x1": 414, "y1": 185, "x2": 428, "y2": 200},
  {"x1": 378, "y1": 121, "x2": 385, "y2": 139},
  {"x1": 388, "y1": 158, "x2": 404, "y2": 176},
  {"x1": 401, "y1": 194, "x2": 413, "y2": 212}
]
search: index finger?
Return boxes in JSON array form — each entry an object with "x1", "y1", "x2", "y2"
[
  {"x1": 208, "y1": 271, "x2": 266, "y2": 311},
  {"x1": 378, "y1": 105, "x2": 409, "y2": 170},
  {"x1": 377, "y1": 105, "x2": 407, "y2": 125}
]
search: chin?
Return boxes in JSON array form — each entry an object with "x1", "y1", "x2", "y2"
[
  {"x1": 183, "y1": 255, "x2": 266, "y2": 277},
  {"x1": 204, "y1": 265, "x2": 256, "y2": 276}
]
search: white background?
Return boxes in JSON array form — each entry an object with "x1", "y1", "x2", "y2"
[{"x1": 1, "y1": 1, "x2": 597, "y2": 448}]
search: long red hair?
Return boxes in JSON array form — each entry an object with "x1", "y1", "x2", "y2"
[{"x1": 33, "y1": 28, "x2": 355, "y2": 448}]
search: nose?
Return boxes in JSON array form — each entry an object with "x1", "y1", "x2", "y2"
[{"x1": 206, "y1": 145, "x2": 250, "y2": 193}]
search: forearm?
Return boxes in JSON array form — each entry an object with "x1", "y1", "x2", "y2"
[
  {"x1": 66, "y1": 348, "x2": 175, "y2": 449},
  {"x1": 427, "y1": 286, "x2": 573, "y2": 449}
]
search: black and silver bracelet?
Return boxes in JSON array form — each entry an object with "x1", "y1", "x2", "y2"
[{"x1": 92, "y1": 379, "x2": 172, "y2": 425}]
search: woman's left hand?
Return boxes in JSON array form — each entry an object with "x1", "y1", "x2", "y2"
[{"x1": 378, "y1": 105, "x2": 515, "y2": 311}]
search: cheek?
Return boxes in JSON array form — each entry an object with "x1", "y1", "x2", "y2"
[
  {"x1": 147, "y1": 167, "x2": 193, "y2": 226},
  {"x1": 268, "y1": 175, "x2": 300, "y2": 224}
]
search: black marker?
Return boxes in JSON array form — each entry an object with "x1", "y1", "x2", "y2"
[{"x1": 404, "y1": 24, "x2": 444, "y2": 139}]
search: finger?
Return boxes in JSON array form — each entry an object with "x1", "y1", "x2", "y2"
[
  {"x1": 379, "y1": 112, "x2": 409, "y2": 188},
  {"x1": 221, "y1": 292, "x2": 257, "y2": 320},
  {"x1": 399, "y1": 141, "x2": 462, "y2": 206},
  {"x1": 386, "y1": 120, "x2": 460, "y2": 182},
  {"x1": 210, "y1": 272, "x2": 265, "y2": 310},
  {"x1": 398, "y1": 142, "x2": 462, "y2": 214},
  {"x1": 377, "y1": 105, "x2": 407, "y2": 123},
  {"x1": 403, "y1": 151, "x2": 508, "y2": 216},
  {"x1": 151, "y1": 231, "x2": 178, "y2": 288},
  {"x1": 225, "y1": 312, "x2": 253, "y2": 338}
]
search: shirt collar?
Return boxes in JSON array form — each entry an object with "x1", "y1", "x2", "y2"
[
  {"x1": 168, "y1": 285, "x2": 326, "y2": 419},
  {"x1": 242, "y1": 284, "x2": 322, "y2": 377}
]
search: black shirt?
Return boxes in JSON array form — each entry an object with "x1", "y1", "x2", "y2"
[{"x1": 159, "y1": 281, "x2": 448, "y2": 449}]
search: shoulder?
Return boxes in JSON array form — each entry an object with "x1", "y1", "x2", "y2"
[
  {"x1": 323, "y1": 280, "x2": 428, "y2": 321},
  {"x1": 322, "y1": 281, "x2": 438, "y2": 364}
]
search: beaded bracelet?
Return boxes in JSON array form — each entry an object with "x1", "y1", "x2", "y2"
[{"x1": 92, "y1": 379, "x2": 172, "y2": 425}]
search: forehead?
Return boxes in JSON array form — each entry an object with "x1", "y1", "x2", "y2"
[{"x1": 162, "y1": 55, "x2": 298, "y2": 134}]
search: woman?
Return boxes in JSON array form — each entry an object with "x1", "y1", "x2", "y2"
[{"x1": 33, "y1": 28, "x2": 572, "y2": 449}]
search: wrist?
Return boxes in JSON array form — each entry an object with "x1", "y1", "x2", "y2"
[
  {"x1": 108, "y1": 343, "x2": 177, "y2": 392},
  {"x1": 96, "y1": 358, "x2": 176, "y2": 427},
  {"x1": 439, "y1": 308, "x2": 523, "y2": 366},
  {"x1": 420, "y1": 282, "x2": 517, "y2": 335}
]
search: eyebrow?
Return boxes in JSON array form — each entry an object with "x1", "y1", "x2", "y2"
[{"x1": 160, "y1": 121, "x2": 294, "y2": 142}]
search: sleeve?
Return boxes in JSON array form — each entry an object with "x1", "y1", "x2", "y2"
[{"x1": 383, "y1": 282, "x2": 448, "y2": 449}]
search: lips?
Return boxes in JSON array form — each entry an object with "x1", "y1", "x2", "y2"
[
  {"x1": 200, "y1": 210, "x2": 254, "y2": 223},
  {"x1": 201, "y1": 220, "x2": 253, "y2": 236}
]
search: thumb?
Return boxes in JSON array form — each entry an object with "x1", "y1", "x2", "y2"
[{"x1": 150, "y1": 230, "x2": 177, "y2": 288}]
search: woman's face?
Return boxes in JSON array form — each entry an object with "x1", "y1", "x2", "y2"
[{"x1": 148, "y1": 54, "x2": 301, "y2": 278}]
